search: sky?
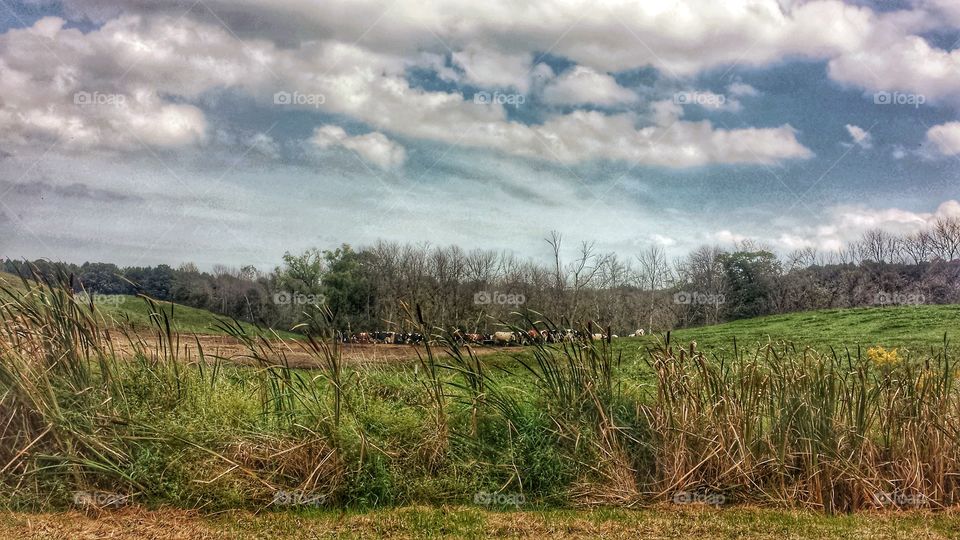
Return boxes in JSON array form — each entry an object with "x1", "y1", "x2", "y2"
[{"x1": 0, "y1": 0, "x2": 959, "y2": 270}]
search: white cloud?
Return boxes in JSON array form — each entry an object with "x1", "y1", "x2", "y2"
[
  {"x1": 50, "y1": 0, "x2": 951, "y2": 115},
  {"x1": 451, "y1": 46, "x2": 534, "y2": 92},
  {"x1": 58, "y1": 0, "x2": 925, "y2": 79},
  {"x1": 311, "y1": 125, "x2": 407, "y2": 170},
  {"x1": 246, "y1": 132, "x2": 281, "y2": 159},
  {"x1": 0, "y1": 15, "x2": 268, "y2": 151},
  {"x1": 828, "y1": 32, "x2": 960, "y2": 103},
  {"x1": 765, "y1": 200, "x2": 960, "y2": 253},
  {"x1": 926, "y1": 122, "x2": 960, "y2": 155},
  {"x1": 444, "y1": 109, "x2": 812, "y2": 166},
  {"x1": 728, "y1": 81, "x2": 760, "y2": 97},
  {"x1": 542, "y1": 66, "x2": 636, "y2": 106},
  {"x1": 711, "y1": 200, "x2": 960, "y2": 256},
  {"x1": 650, "y1": 233, "x2": 676, "y2": 247},
  {"x1": 0, "y1": 15, "x2": 813, "y2": 168},
  {"x1": 713, "y1": 229, "x2": 748, "y2": 244},
  {"x1": 845, "y1": 124, "x2": 873, "y2": 149}
]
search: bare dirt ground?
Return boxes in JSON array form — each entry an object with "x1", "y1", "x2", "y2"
[{"x1": 109, "y1": 334, "x2": 511, "y2": 367}]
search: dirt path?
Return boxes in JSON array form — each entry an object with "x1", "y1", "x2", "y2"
[{"x1": 110, "y1": 334, "x2": 511, "y2": 367}]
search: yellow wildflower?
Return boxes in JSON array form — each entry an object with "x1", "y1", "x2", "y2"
[{"x1": 867, "y1": 346, "x2": 899, "y2": 367}]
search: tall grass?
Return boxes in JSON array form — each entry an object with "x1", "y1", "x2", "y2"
[
  {"x1": 2, "y1": 272, "x2": 960, "y2": 513},
  {"x1": 642, "y1": 336, "x2": 960, "y2": 512}
]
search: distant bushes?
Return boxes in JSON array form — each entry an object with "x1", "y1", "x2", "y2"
[{"x1": 7, "y1": 230, "x2": 960, "y2": 337}]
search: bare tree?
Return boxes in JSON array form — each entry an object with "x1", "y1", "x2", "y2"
[
  {"x1": 573, "y1": 242, "x2": 611, "y2": 321},
  {"x1": 930, "y1": 217, "x2": 960, "y2": 261},
  {"x1": 674, "y1": 245, "x2": 727, "y2": 326},
  {"x1": 545, "y1": 231, "x2": 565, "y2": 291},
  {"x1": 901, "y1": 231, "x2": 932, "y2": 264},
  {"x1": 836, "y1": 242, "x2": 860, "y2": 265},
  {"x1": 636, "y1": 245, "x2": 671, "y2": 331},
  {"x1": 860, "y1": 229, "x2": 899, "y2": 263},
  {"x1": 786, "y1": 247, "x2": 820, "y2": 270}
]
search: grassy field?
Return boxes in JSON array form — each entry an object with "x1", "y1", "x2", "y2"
[
  {"x1": 0, "y1": 270, "x2": 296, "y2": 338},
  {"x1": 3, "y1": 506, "x2": 960, "y2": 539},
  {"x1": 4, "y1": 276, "x2": 960, "y2": 538},
  {"x1": 454, "y1": 304, "x2": 960, "y2": 369},
  {"x1": 658, "y1": 304, "x2": 960, "y2": 352}
]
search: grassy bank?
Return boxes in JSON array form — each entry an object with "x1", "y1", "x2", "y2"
[
  {"x1": 3, "y1": 272, "x2": 960, "y2": 516},
  {"x1": 4, "y1": 506, "x2": 960, "y2": 539},
  {"x1": 606, "y1": 304, "x2": 960, "y2": 357}
]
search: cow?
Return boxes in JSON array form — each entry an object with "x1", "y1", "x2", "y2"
[
  {"x1": 526, "y1": 329, "x2": 546, "y2": 344},
  {"x1": 382, "y1": 331, "x2": 397, "y2": 344},
  {"x1": 493, "y1": 331, "x2": 517, "y2": 346},
  {"x1": 465, "y1": 333, "x2": 484, "y2": 344},
  {"x1": 633, "y1": 329, "x2": 646, "y2": 337}
]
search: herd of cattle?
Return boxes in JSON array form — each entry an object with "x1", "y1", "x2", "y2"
[{"x1": 340, "y1": 328, "x2": 646, "y2": 346}]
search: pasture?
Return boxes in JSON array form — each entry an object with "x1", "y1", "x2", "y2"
[
  {"x1": 4, "y1": 275, "x2": 960, "y2": 538},
  {"x1": 0, "y1": 270, "x2": 292, "y2": 338}
]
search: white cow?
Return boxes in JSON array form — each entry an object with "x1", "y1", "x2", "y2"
[{"x1": 493, "y1": 331, "x2": 517, "y2": 346}]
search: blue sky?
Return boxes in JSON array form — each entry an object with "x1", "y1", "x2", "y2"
[{"x1": 0, "y1": 0, "x2": 959, "y2": 269}]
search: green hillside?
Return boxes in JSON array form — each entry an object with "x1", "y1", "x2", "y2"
[
  {"x1": 0, "y1": 271, "x2": 295, "y2": 338},
  {"x1": 622, "y1": 304, "x2": 960, "y2": 355}
]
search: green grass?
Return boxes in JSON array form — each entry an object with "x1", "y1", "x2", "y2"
[
  {"x1": 613, "y1": 304, "x2": 960, "y2": 356},
  {"x1": 0, "y1": 270, "x2": 297, "y2": 338},
  {"x1": 93, "y1": 295, "x2": 300, "y2": 338},
  {"x1": 458, "y1": 304, "x2": 960, "y2": 375},
  {"x1": 3, "y1": 506, "x2": 960, "y2": 539},
  {"x1": 194, "y1": 506, "x2": 960, "y2": 539}
]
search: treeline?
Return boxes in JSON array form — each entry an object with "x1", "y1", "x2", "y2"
[{"x1": 6, "y1": 222, "x2": 960, "y2": 335}]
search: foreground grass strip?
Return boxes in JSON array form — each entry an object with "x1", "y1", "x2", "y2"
[{"x1": 3, "y1": 506, "x2": 960, "y2": 540}]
